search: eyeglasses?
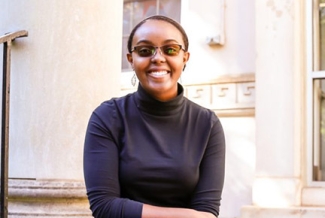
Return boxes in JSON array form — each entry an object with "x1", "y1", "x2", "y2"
[{"x1": 131, "y1": 44, "x2": 186, "y2": 57}]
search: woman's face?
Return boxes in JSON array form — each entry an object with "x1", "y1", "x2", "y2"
[{"x1": 127, "y1": 20, "x2": 190, "y2": 101}]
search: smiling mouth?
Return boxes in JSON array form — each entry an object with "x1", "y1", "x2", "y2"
[{"x1": 149, "y1": 71, "x2": 169, "y2": 78}]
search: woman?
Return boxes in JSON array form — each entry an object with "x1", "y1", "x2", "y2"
[{"x1": 83, "y1": 15, "x2": 225, "y2": 218}]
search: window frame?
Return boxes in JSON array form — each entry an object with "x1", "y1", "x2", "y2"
[{"x1": 306, "y1": 0, "x2": 325, "y2": 186}]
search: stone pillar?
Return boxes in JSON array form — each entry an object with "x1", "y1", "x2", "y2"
[
  {"x1": 241, "y1": 0, "x2": 302, "y2": 217},
  {"x1": 253, "y1": 0, "x2": 301, "y2": 206},
  {"x1": 0, "y1": 0, "x2": 123, "y2": 216}
]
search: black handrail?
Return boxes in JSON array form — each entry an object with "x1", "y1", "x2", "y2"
[{"x1": 0, "y1": 30, "x2": 28, "y2": 218}]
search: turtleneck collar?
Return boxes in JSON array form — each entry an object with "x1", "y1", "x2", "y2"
[{"x1": 134, "y1": 83, "x2": 185, "y2": 116}]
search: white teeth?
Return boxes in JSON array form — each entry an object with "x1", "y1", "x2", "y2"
[{"x1": 150, "y1": 71, "x2": 168, "y2": 76}]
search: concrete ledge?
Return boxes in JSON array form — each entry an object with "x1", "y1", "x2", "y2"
[
  {"x1": 241, "y1": 205, "x2": 325, "y2": 218},
  {"x1": 9, "y1": 179, "x2": 87, "y2": 199},
  {"x1": 7, "y1": 179, "x2": 92, "y2": 217},
  {"x1": 302, "y1": 187, "x2": 325, "y2": 207}
]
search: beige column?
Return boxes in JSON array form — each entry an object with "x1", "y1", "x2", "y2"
[
  {"x1": 252, "y1": 0, "x2": 302, "y2": 207},
  {"x1": 241, "y1": 1, "x2": 302, "y2": 216},
  {"x1": 0, "y1": 0, "x2": 122, "y2": 216}
]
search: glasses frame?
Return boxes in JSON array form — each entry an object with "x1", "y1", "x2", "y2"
[{"x1": 130, "y1": 44, "x2": 186, "y2": 57}]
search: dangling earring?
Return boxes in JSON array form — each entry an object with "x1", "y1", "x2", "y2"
[{"x1": 131, "y1": 73, "x2": 137, "y2": 86}]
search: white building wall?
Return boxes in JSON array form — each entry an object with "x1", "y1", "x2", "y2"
[
  {"x1": 220, "y1": 117, "x2": 255, "y2": 218},
  {"x1": 181, "y1": 0, "x2": 255, "y2": 82},
  {"x1": 1, "y1": 0, "x2": 123, "y2": 216},
  {"x1": 182, "y1": 1, "x2": 256, "y2": 217}
]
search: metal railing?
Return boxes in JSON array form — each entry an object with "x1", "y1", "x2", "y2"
[{"x1": 0, "y1": 30, "x2": 28, "y2": 218}]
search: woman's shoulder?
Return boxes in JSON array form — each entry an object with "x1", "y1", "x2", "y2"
[{"x1": 87, "y1": 93, "x2": 135, "y2": 134}]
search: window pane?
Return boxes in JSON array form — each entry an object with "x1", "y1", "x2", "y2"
[
  {"x1": 320, "y1": 3, "x2": 325, "y2": 70},
  {"x1": 314, "y1": 79, "x2": 325, "y2": 181},
  {"x1": 159, "y1": 0, "x2": 181, "y2": 21},
  {"x1": 133, "y1": 0, "x2": 156, "y2": 28},
  {"x1": 123, "y1": 2, "x2": 132, "y2": 35}
]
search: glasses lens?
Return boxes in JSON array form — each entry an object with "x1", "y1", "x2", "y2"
[
  {"x1": 133, "y1": 44, "x2": 182, "y2": 57},
  {"x1": 162, "y1": 45, "x2": 181, "y2": 56},
  {"x1": 136, "y1": 46, "x2": 155, "y2": 57}
]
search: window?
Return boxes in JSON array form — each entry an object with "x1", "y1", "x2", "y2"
[
  {"x1": 309, "y1": 0, "x2": 325, "y2": 182},
  {"x1": 122, "y1": 0, "x2": 181, "y2": 71}
]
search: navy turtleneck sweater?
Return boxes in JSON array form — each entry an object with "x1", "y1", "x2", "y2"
[{"x1": 83, "y1": 84, "x2": 225, "y2": 218}]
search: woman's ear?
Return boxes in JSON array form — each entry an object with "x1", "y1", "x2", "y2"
[
  {"x1": 127, "y1": 53, "x2": 133, "y2": 65},
  {"x1": 183, "y1": 52, "x2": 190, "y2": 71},
  {"x1": 183, "y1": 52, "x2": 190, "y2": 63}
]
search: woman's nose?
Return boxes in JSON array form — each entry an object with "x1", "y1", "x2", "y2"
[{"x1": 151, "y1": 47, "x2": 166, "y2": 62}]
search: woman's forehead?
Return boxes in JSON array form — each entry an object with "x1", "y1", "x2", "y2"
[{"x1": 133, "y1": 20, "x2": 183, "y2": 44}]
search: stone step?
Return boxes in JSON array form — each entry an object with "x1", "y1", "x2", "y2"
[{"x1": 241, "y1": 205, "x2": 325, "y2": 218}]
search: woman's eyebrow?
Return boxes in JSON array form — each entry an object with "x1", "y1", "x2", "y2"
[
  {"x1": 135, "y1": 40, "x2": 153, "y2": 45},
  {"x1": 135, "y1": 39, "x2": 180, "y2": 45},
  {"x1": 163, "y1": 39, "x2": 180, "y2": 44}
]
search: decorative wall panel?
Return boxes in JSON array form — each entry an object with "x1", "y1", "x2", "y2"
[{"x1": 121, "y1": 73, "x2": 255, "y2": 117}]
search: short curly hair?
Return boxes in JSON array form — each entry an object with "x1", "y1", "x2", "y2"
[{"x1": 127, "y1": 15, "x2": 189, "y2": 53}]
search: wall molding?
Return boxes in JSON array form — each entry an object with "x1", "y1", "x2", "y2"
[
  {"x1": 8, "y1": 179, "x2": 92, "y2": 217},
  {"x1": 182, "y1": 73, "x2": 255, "y2": 86}
]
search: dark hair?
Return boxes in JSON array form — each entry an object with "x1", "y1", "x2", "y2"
[{"x1": 127, "y1": 15, "x2": 189, "y2": 53}]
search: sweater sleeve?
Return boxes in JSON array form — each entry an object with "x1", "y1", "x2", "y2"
[
  {"x1": 83, "y1": 101, "x2": 143, "y2": 218},
  {"x1": 190, "y1": 115, "x2": 226, "y2": 217}
]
